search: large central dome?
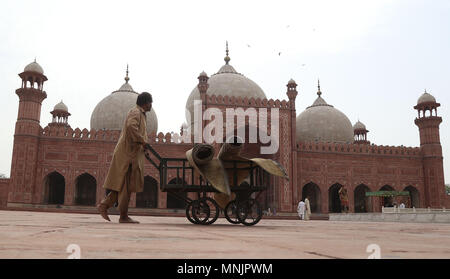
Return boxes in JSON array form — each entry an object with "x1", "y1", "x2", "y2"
[
  {"x1": 296, "y1": 84, "x2": 353, "y2": 143},
  {"x1": 90, "y1": 70, "x2": 158, "y2": 134},
  {"x1": 185, "y1": 46, "x2": 267, "y2": 126}
]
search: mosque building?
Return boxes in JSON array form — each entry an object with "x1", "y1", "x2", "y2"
[{"x1": 0, "y1": 47, "x2": 448, "y2": 214}]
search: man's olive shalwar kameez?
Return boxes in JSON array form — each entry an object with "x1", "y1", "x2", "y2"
[{"x1": 100, "y1": 105, "x2": 148, "y2": 215}]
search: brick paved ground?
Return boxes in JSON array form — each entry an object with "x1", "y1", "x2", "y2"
[{"x1": 0, "y1": 210, "x2": 449, "y2": 259}]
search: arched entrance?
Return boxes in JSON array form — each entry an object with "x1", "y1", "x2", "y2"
[
  {"x1": 380, "y1": 185, "x2": 395, "y2": 207},
  {"x1": 44, "y1": 172, "x2": 65, "y2": 204},
  {"x1": 301, "y1": 182, "x2": 321, "y2": 213},
  {"x1": 354, "y1": 184, "x2": 371, "y2": 213},
  {"x1": 167, "y1": 178, "x2": 187, "y2": 209},
  {"x1": 74, "y1": 173, "x2": 97, "y2": 206},
  {"x1": 136, "y1": 176, "x2": 158, "y2": 208},
  {"x1": 328, "y1": 183, "x2": 343, "y2": 213},
  {"x1": 404, "y1": 186, "x2": 420, "y2": 208}
]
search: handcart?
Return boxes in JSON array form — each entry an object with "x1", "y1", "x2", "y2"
[{"x1": 144, "y1": 144, "x2": 271, "y2": 226}]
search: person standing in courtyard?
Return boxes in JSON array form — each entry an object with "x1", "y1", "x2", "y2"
[
  {"x1": 304, "y1": 197, "x2": 311, "y2": 220},
  {"x1": 97, "y1": 92, "x2": 153, "y2": 223},
  {"x1": 338, "y1": 185, "x2": 349, "y2": 213},
  {"x1": 297, "y1": 200, "x2": 306, "y2": 220}
]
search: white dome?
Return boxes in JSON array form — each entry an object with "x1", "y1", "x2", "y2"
[
  {"x1": 24, "y1": 61, "x2": 44, "y2": 74},
  {"x1": 185, "y1": 60, "x2": 266, "y2": 126},
  {"x1": 417, "y1": 92, "x2": 436, "y2": 104},
  {"x1": 90, "y1": 81, "x2": 158, "y2": 134},
  {"x1": 54, "y1": 101, "x2": 68, "y2": 112},
  {"x1": 296, "y1": 93, "x2": 353, "y2": 143}
]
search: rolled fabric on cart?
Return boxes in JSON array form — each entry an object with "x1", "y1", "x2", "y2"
[
  {"x1": 219, "y1": 136, "x2": 289, "y2": 182},
  {"x1": 186, "y1": 144, "x2": 231, "y2": 196},
  {"x1": 191, "y1": 144, "x2": 214, "y2": 166},
  {"x1": 186, "y1": 137, "x2": 289, "y2": 209},
  {"x1": 213, "y1": 136, "x2": 289, "y2": 209}
]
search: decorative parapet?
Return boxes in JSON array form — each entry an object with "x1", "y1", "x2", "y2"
[
  {"x1": 40, "y1": 126, "x2": 191, "y2": 145},
  {"x1": 205, "y1": 95, "x2": 291, "y2": 109},
  {"x1": 41, "y1": 126, "x2": 121, "y2": 141},
  {"x1": 297, "y1": 141, "x2": 421, "y2": 156}
]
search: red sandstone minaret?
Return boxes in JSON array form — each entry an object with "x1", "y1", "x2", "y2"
[
  {"x1": 286, "y1": 79, "x2": 298, "y2": 211},
  {"x1": 8, "y1": 60, "x2": 47, "y2": 204},
  {"x1": 414, "y1": 90, "x2": 446, "y2": 208}
]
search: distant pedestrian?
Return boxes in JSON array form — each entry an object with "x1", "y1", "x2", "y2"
[
  {"x1": 399, "y1": 202, "x2": 405, "y2": 209},
  {"x1": 297, "y1": 200, "x2": 305, "y2": 220},
  {"x1": 304, "y1": 197, "x2": 311, "y2": 220}
]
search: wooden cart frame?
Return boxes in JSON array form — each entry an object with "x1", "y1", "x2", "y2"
[{"x1": 144, "y1": 144, "x2": 271, "y2": 226}]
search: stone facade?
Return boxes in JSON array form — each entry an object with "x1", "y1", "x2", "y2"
[{"x1": 3, "y1": 64, "x2": 450, "y2": 213}]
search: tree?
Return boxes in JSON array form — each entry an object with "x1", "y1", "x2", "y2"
[
  {"x1": 446, "y1": 184, "x2": 450, "y2": 195},
  {"x1": 0, "y1": 173, "x2": 7, "y2": 179}
]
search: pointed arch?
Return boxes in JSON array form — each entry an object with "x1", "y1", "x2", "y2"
[
  {"x1": 43, "y1": 171, "x2": 65, "y2": 204},
  {"x1": 136, "y1": 176, "x2": 158, "y2": 208},
  {"x1": 328, "y1": 183, "x2": 343, "y2": 213},
  {"x1": 301, "y1": 182, "x2": 321, "y2": 213},
  {"x1": 354, "y1": 184, "x2": 371, "y2": 212},
  {"x1": 380, "y1": 185, "x2": 395, "y2": 207},
  {"x1": 404, "y1": 185, "x2": 420, "y2": 208},
  {"x1": 167, "y1": 178, "x2": 187, "y2": 209},
  {"x1": 74, "y1": 173, "x2": 97, "y2": 206}
]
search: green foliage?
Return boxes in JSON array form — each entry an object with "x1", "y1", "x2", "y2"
[{"x1": 446, "y1": 184, "x2": 450, "y2": 195}]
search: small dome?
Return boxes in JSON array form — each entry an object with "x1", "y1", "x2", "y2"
[
  {"x1": 417, "y1": 91, "x2": 436, "y2": 104},
  {"x1": 91, "y1": 80, "x2": 158, "y2": 134},
  {"x1": 24, "y1": 61, "x2": 44, "y2": 74},
  {"x1": 199, "y1": 71, "x2": 208, "y2": 77},
  {"x1": 288, "y1": 78, "x2": 296, "y2": 85},
  {"x1": 296, "y1": 91, "x2": 353, "y2": 143},
  {"x1": 54, "y1": 101, "x2": 68, "y2": 112},
  {"x1": 353, "y1": 120, "x2": 366, "y2": 130}
]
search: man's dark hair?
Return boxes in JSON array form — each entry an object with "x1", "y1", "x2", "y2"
[{"x1": 137, "y1": 92, "x2": 153, "y2": 106}]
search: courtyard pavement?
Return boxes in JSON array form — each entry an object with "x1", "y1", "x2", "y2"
[{"x1": 0, "y1": 210, "x2": 449, "y2": 259}]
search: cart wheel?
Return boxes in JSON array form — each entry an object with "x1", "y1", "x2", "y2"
[
  {"x1": 186, "y1": 200, "x2": 200, "y2": 224},
  {"x1": 192, "y1": 199, "x2": 210, "y2": 224},
  {"x1": 237, "y1": 198, "x2": 263, "y2": 226},
  {"x1": 199, "y1": 197, "x2": 220, "y2": 225},
  {"x1": 224, "y1": 200, "x2": 241, "y2": 224}
]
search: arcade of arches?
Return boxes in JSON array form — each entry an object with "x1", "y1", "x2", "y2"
[
  {"x1": 41, "y1": 172, "x2": 195, "y2": 210},
  {"x1": 299, "y1": 183, "x2": 421, "y2": 213}
]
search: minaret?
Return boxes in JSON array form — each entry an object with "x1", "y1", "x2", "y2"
[
  {"x1": 286, "y1": 79, "x2": 298, "y2": 211},
  {"x1": 8, "y1": 60, "x2": 47, "y2": 204},
  {"x1": 414, "y1": 90, "x2": 446, "y2": 208},
  {"x1": 195, "y1": 71, "x2": 209, "y2": 143}
]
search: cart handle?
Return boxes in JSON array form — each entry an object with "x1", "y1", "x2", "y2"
[{"x1": 144, "y1": 143, "x2": 162, "y2": 170}]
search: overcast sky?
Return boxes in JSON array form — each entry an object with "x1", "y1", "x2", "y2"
[{"x1": 0, "y1": 0, "x2": 449, "y2": 183}]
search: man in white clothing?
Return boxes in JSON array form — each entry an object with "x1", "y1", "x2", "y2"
[{"x1": 297, "y1": 200, "x2": 306, "y2": 220}]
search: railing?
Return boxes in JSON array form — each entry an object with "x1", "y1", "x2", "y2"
[{"x1": 382, "y1": 206, "x2": 448, "y2": 213}]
